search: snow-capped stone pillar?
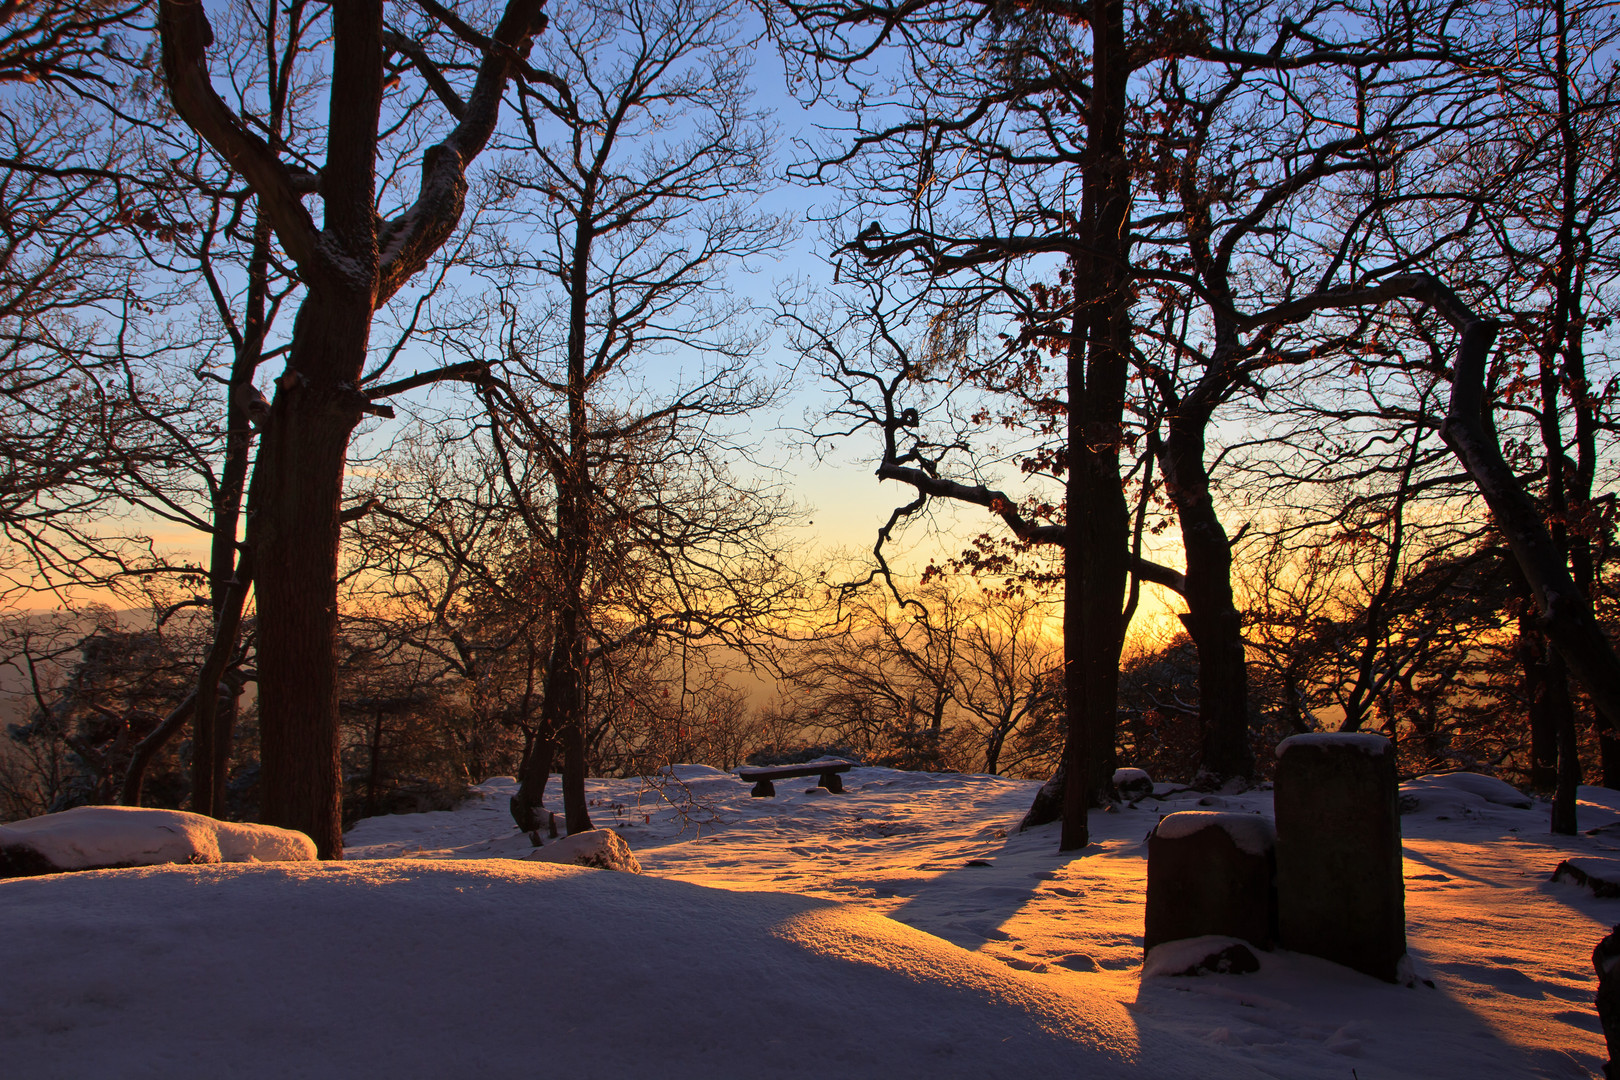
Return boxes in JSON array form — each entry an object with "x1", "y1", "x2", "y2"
[
  {"x1": 1144, "y1": 811, "x2": 1276, "y2": 953},
  {"x1": 1274, "y1": 733, "x2": 1406, "y2": 982}
]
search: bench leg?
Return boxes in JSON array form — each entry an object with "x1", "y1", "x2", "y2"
[
  {"x1": 751, "y1": 779, "x2": 775, "y2": 797},
  {"x1": 819, "y1": 772, "x2": 844, "y2": 794}
]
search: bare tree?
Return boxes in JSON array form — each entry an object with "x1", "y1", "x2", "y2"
[
  {"x1": 763, "y1": 0, "x2": 1492, "y2": 847},
  {"x1": 401, "y1": 0, "x2": 797, "y2": 835},
  {"x1": 156, "y1": 0, "x2": 548, "y2": 855}
]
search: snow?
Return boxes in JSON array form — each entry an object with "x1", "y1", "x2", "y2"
[
  {"x1": 2, "y1": 767, "x2": 1617, "y2": 1078},
  {"x1": 0, "y1": 805, "x2": 315, "y2": 872},
  {"x1": 1402, "y1": 771, "x2": 1535, "y2": 811},
  {"x1": 1154, "y1": 810, "x2": 1277, "y2": 856},
  {"x1": 1276, "y1": 731, "x2": 1392, "y2": 757}
]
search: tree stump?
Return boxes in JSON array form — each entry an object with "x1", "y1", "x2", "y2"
[
  {"x1": 1145, "y1": 810, "x2": 1276, "y2": 953},
  {"x1": 1274, "y1": 733, "x2": 1406, "y2": 982}
]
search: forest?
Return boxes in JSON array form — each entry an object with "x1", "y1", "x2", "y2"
[{"x1": 0, "y1": 0, "x2": 1617, "y2": 862}]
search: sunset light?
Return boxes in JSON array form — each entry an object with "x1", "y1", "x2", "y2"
[{"x1": 4, "y1": 0, "x2": 1620, "y2": 1075}]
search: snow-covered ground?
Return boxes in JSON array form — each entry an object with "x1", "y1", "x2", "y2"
[{"x1": 4, "y1": 765, "x2": 1617, "y2": 1077}]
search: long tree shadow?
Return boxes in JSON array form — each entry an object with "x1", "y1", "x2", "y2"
[{"x1": 881, "y1": 818, "x2": 1126, "y2": 954}]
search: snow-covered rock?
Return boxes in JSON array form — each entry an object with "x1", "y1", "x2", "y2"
[
  {"x1": 1552, "y1": 857, "x2": 1620, "y2": 898},
  {"x1": 528, "y1": 827, "x2": 641, "y2": 873},
  {"x1": 0, "y1": 805, "x2": 315, "y2": 877},
  {"x1": 1153, "y1": 809, "x2": 1275, "y2": 856},
  {"x1": 1113, "y1": 767, "x2": 1153, "y2": 800},
  {"x1": 1276, "y1": 731, "x2": 1392, "y2": 758},
  {"x1": 1143, "y1": 935, "x2": 1261, "y2": 977},
  {"x1": 1147, "y1": 812, "x2": 1276, "y2": 952}
]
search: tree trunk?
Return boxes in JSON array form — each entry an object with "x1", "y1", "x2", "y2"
[
  {"x1": 193, "y1": 217, "x2": 271, "y2": 817},
  {"x1": 209, "y1": 675, "x2": 239, "y2": 815},
  {"x1": 1056, "y1": 0, "x2": 1133, "y2": 851},
  {"x1": 250, "y1": 288, "x2": 374, "y2": 859},
  {"x1": 365, "y1": 708, "x2": 385, "y2": 819},
  {"x1": 545, "y1": 627, "x2": 592, "y2": 835},
  {"x1": 1552, "y1": 648, "x2": 1581, "y2": 835},
  {"x1": 511, "y1": 730, "x2": 555, "y2": 833},
  {"x1": 1160, "y1": 418, "x2": 1254, "y2": 786},
  {"x1": 1522, "y1": 612, "x2": 1560, "y2": 791},
  {"x1": 189, "y1": 550, "x2": 253, "y2": 818},
  {"x1": 1601, "y1": 730, "x2": 1620, "y2": 791}
]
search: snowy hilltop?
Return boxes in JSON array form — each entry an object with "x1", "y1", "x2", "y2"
[{"x1": 2, "y1": 765, "x2": 1615, "y2": 1078}]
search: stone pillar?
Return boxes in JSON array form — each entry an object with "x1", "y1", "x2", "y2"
[
  {"x1": 1144, "y1": 811, "x2": 1276, "y2": 952},
  {"x1": 1274, "y1": 732, "x2": 1406, "y2": 982}
]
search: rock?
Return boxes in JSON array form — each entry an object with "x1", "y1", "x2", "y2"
[
  {"x1": 1143, "y1": 936, "x2": 1261, "y2": 977},
  {"x1": 0, "y1": 805, "x2": 315, "y2": 879},
  {"x1": 1594, "y1": 924, "x2": 1620, "y2": 1078},
  {"x1": 528, "y1": 828, "x2": 642, "y2": 873},
  {"x1": 1274, "y1": 733, "x2": 1406, "y2": 982},
  {"x1": 1113, "y1": 768, "x2": 1153, "y2": 801},
  {"x1": 1554, "y1": 858, "x2": 1620, "y2": 899},
  {"x1": 1145, "y1": 811, "x2": 1276, "y2": 953},
  {"x1": 1019, "y1": 763, "x2": 1066, "y2": 831}
]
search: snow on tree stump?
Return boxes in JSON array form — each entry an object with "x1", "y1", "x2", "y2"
[
  {"x1": 1274, "y1": 733, "x2": 1406, "y2": 982},
  {"x1": 1144, "y1": 811, "x2": 1276, "y2": 954}
]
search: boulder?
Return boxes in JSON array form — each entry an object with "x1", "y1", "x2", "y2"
[
  {"x1": 1594, "y1": 924, "x2": 1620, "y2": 1079},
  {"x1": 1143, "y1": 936, "x2": 1261, "y2": 978},
  {"x1": 1113, "y1": 768, "x2": 1153, "y2": 801},
  {"x1": 528, "y1": 828, "x2": 642, "y2": 873},
  {"x1": 1554, "y1": 858, "x2": 1620, "y2": 899},
  {"x1": 1274, "y1": 733, "x2": 1406, "y2": 982},
  {"x1": 1145, "y1": 811, "x2": 1276, "y2": 954},
  {"x1": 0, "y1": 805, "x2": 315, "y2": 878},
  {"x1": 1018, "y1": 763, "x2": 1066, "y2": 831}
]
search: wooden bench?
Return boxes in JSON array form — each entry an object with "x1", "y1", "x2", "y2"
[{"x1": 735, "y1": 760, "x2": 855, "y2": 797}]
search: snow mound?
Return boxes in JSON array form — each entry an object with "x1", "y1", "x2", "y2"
[
  {"x1": 1401, "y1": 773, "x2": 1532, "y2": 813},
  {"x1": 0, "y1": 860, "x2": 1240, "y2": 1078},
  {"x1": 1154, "y1": 810, "x2": 1275, "y2": 856},
  {"x1": 0, "y1": 805, "x2": 314, "y2": 876},
  {"x1": 528, "y1": 828, "x2": 641, "y2": 872},
  {"x1": 1399, "y1": 774, "x2": 1536, "y2": 816},
  {"x1": 1276, "y1": 732, "x2": 1391, "y2": 758}
]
